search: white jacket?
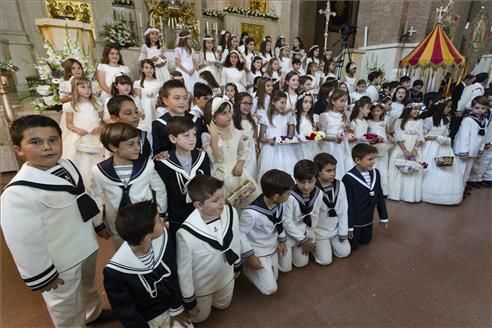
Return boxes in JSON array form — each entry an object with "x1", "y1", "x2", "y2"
[{"x1": 1, "y1": 160, "x2": 99, "y2": 290}]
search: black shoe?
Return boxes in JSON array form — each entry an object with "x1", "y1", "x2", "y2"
[
  {"x1": 87, "y1": 309, "x2": 116, "y2": 325},
  {"x1": 468, "y1": 182, "x2": 481, "y2": 189}
]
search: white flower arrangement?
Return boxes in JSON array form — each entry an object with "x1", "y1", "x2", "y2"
[
  {"x1": 100, "y1": 21, "x2": 137, "y2": 48},
  {"x1": 201, "y1": 9, "x2": 225, "y2": 18},
  {"x1": 31, "y1": 33, "x2": 95, "y2": 112},
  {"x1": 222, "y1": 6, "x2": 279, "y2": 20}
]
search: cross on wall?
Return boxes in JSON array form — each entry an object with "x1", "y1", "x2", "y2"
[{"x1": 408, "y1": 26, "x2": 417, "y2": 36}]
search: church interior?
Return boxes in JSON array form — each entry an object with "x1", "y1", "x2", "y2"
[{"x1": 1, "y1": 0, "x2": 492, "y2": 327}]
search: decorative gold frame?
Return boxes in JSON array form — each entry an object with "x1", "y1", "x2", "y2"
[
  {"x1": 240, "y1": 23, "x2": 264, "y2": 50},
  {"x1": 249, "y1": 0, "x2": 267, "y2": 12},
  {"x1": 44, "y1": 0, "x2": 95, "y2": 37}
]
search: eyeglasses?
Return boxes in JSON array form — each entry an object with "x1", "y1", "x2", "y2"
[{"x1": 241, "y1": 102, "x2": 253, "y2": 106}]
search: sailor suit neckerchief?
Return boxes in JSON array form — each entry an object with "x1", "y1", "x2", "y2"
[
  {"x1": 290, "y1": 186, "x2": 320, "y2": 227},
  {"x1": 106, "y1": 230, "x2": 171, "y2": 299},
  {"x1": 180, "y1": 204, "x2": 239, "y2": 265},
  {"x1": 317, "y1": 180, "x2": 340, "y2": 217},
  {"x1": 97, "y1": 156, "x2": 149, "y2": 208},
  {"x1": 247, "y1": 195, "x2": 284, "y2": 234},
  {"x1": 346, "y1": 169, "x2": 377, "y2": 204},
  {"x1": 4, "y1": 160, "x2": 99, "y2": 222},
  {"x1": 469, "y1": 115, "x2": 487, "y2": 136},
  {"x1": 160, "y1": 150, "x2": 206, "y2": 202}
]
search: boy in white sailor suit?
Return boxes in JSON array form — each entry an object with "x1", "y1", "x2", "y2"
[
  {"x1": 176, "y1": 175, "x2": 241, "y2": 323},
  {"x1": 313, "y1": 153, "x2": 351, "y2": 265},
  {"x1": 1, "y1": 115, "x2": 110, "y2": 327},
  {"x1": 104, "y1": 201, "x2": 192, "y2": 328},
  {"x1": 342, "y1": 144, "x2": 389, "y2": 250},
  {"x1": 278, "y1": 160, "x2": 321, "y2": 273},
  {"x1": 240, "y1": 169, "x2": 294, "y2": 295},
  {"x1": 91, "y1": 123, "x2": 167, "y2": 250},
  {"x1": 454, "y1": 96, "x2": 489, "y2": 189},
  {"x1": 155, "y1": 117, "x2": 211, "y2": 237}
]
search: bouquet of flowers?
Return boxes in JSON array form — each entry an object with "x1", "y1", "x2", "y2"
[
  {"x1": 31, "y1": 35, "x2": 95, "y2": 112},
  {"x1": 305, "y1": 131, "x2": 326, "y2": 141},
  {"x1": 363, "y1": 133, "x2": 383, "y2": 144},
  {"x1": 100, "y1": 21, "x2": 137, "y2": 48},
  {"x1": 394, "y1": 159, "x2": 428, "y2": 174},
  {"x1": 274, "y1": 135, "x2": 299, "y2": 144}
]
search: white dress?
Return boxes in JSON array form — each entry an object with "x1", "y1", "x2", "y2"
[
  {"x1": 258, "y1": 114, "x2": 298, "y2": 179},
  {"x1": 62, "y1": 100, "x2": 104, "y2": 191},
  {"x1": 174, "y1": 47, "x2": 199, "y2": 91},
  {"x1": 221, "y1": 67, "x2": 247, "y2": 92},
  {"x1": 421, "y1": 118, "x2": 463, "y2": 205},
  {"x1": 318, "y1": 111, "x2": 353, "y2": 179},
  {"x1": 350, "y1": 119, "x2": 369, "y2": 146},
  {"x1": 207, "y1": 127, "x2": 260, "y2": 209},
  {"x1": 368, "y1": 119, "x2": 390, "y2": 196},
  {"x1": 388, "y1": 119, "x2": 424, "y2": 202},
  {"x1": 252, "y1": 95, "x2": 270, "y2": 122},
  {"x1": 133, "y1": 79, "x2": 163, "y2": 132},
  {"x1": 295, "y1": 115, "x2": 317, "y2": 160},
  {"x1": 247, "y1": 71, "x2": 262, "y2": 94},
  {"x1": 237, "y1": 119, "x2": 258, "y2": 180},
  {"x1": 58, "y1": 79, "x2": 72, "y2": 141},
  {"x1": 279, "y1": 57, "x2": 292, "y2": 75},
  {"x1": 388, "y1": 102, "x2": 405, "y2": 131},
  {"x1": 139, "y1": 44, "x2": 171, "y2": 83},
  {"x1": 285, "y1": 92, "x2": 298, "y2": 115},
  {"x1": 199, "y1": 50, "x2": 221, "y2": 84},
  {"x1": 97, "y1": 64, "x2": 131, "y2": 103}
]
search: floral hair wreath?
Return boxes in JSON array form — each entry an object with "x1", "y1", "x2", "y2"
[
  {"x1": 298, "y1": 92, "x2": 314, "y2": 101},
  {"x1": 433, "y1": 97, "x2": 452, "y2": 106},
  {"x1": 308, "y1": 45, "x2": 320, "y2": 53},
  {"x1": 178, "y1": 33, "x2": 192, "y2": 40},
  {"x1": 144, "y1": 27, "x2": 160, "y2": 36},
  {"x1": 405, "y1": 102, "x2": 424, "y2": 109}
]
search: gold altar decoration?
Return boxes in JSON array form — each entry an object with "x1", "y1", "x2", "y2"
[
  {"x1": 145, "y1": 0, "x2": 198, "y2": 38},
  {"x1": 249, "y1": 0, "x2": 267, "y2": 12},
  {"x1": 240, "y1": 23, "x2": 264, "y2": 51},
  {"x1": 44, "y1": 0, "x2": 95, "y2": 38}
]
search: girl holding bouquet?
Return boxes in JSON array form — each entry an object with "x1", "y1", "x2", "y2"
[
  {"x1": 294, "y1": 93, "x2": 317, "y2": 160},
  {"x1": 139, "y1": 27, "x2": 171, "y2": 83},
  {"x1": 368, "y1": 103, "x2": 391, "y2": 195},
  {"x1": 388, "y1": 103, "x2": 424, "y2": 202}
]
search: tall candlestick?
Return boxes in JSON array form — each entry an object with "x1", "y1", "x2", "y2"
[
  {"x1": 363, "y1": 26, "x2": 368, "y2": 48},
  {"x1": 138, "y1": 13, "x2": 143, "y2": 28},
  {"x1": 206, "y1": 21, "x2": 210, "y2": 35},
  {"x1": 404, "y1": 21, "x2": 408, "y2": 34},
  {"x1": 214, "y1": 22, "x2": 218, "y2": 33},
  {"x1": 160, "y1": 17, "x2": 163, "y2": 31}
]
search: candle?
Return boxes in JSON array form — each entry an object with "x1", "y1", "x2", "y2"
[
  {"x1": 364, "y1": 26, "x2": 368, "y2": 48},
  {"x1": 138, "y1": 13, "x2": 143, "y2": 28},
  {"x1": 206, "y1": 21, "x2": 210, "y2": 35},
  {"x1": 464, "y1": 22, "x2": 470, "y2": 29},
  {"x1": 160, "y1": 17, "x2": 163, "y2": 31},
  {"x1": 404, "y1": 21, "x2": 408, "y2": 34},
  {"x1": 214, "y1": 22, "x2": 217, "y2": 33},
  {"x1": 197, "y1": 20, "x2": 200, "y2": 35}
]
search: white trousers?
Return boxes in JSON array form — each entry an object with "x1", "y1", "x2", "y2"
[
  {"x1": 278, "y1": 244, "x2": 309, "y2": 273},
  {"x1": 148, "y1": 310, "x2": 194, "y2": 328},
  {"x1": 469, "y1": 148, "x2": 492, "y2": 182},
  {"x1": 313, "y1": 236, "x2": 351, "y2": 266},
  {"x1": 243, "y1": 253, "x2": 279, "y2": 295},
  {"x1": 456, "y1": 157, "x2": 475, "y2": 185},
  {"x1": 42, "y1": 251, "x2": 101, "y2": 327},
  {"x1": 191, "y1": 279, "x2": 234, "y2": 323}
]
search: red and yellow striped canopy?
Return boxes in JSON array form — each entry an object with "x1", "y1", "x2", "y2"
[{"x1": 400, "y1": 24, "x2": 465, "y2": 68}]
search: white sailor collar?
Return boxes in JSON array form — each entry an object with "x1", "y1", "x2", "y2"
[
  {"x1": 106, "y1": 229, "x2": 169, "y2": 274},
  {"x1": 159, "y1": 150, "x2": 206, "y2": 181},
  {"x1": 181, "y1": 207, "x2": 232, "y2": 243},
  {"x1": 10, "y1": 159, "x2": 79, "y2": 187}
]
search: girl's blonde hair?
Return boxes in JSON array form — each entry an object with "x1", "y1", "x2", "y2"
[
  {"x1": 267, "y1": 90, "x2": 287, "y2": 126},
  {"x1": 265, "y1": 58, "x2": 280, "y2": 77},
  {"x1": 327, "y1": 88, "x2": 347, "y2": 112},
  {"x1": 70, "y1": 77, "x2": 100, "y2": 112}
]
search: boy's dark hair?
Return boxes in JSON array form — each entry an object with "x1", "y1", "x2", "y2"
[
  {"x1": 167, "y1": 116, "x2": 196, "y2": 137},
  {"x1": 399, "y1": 75, "x2": 411, "y2": 84},
  {"x1": 368, "y1": 70, "x2": 382, "y2": 82},
  {"x1": 161, "y1": 79, "x2": 186, "y2": 98},
  {"x1": 475, "y1": 72, "x2": 489, "y2": 84},
  {"x1": 389, "y1": 80, "x2": 400, "y2": 90},
  {"x1": 193, "y1": 82, "x2": 213, "y2": 99},
  {"x1": 292, "y1": 58, "x2": 301, "y2": 65},
  {"x1": 423, "y1": 91, "x2": 440, "y2": 108},
  {"x1": 294, "y1": 160, "x2": 319, "y2": 180},
  {"x1": 100, "y1": 122, "x2": 139, "y2": 151},
  {"x1": 10, "y1": 115, "x2": 62, "y2": 146},
  {"x1": 107, "y1": 95, "x2": 136, "y2": 116},
  {"x1": 471, "y1": 95, "x2": 489, "y2": 107},
  {"x1": 356, "y1": 79, "x2": 367, "y2": 87},
  {"x1": 352, "y1": 143, "x2": 378, "y2": 161},
  {"x1": 261, "y1": 169, "x2": 294, "y2": 198},
  {"x1": 412, "y1": 79, "x2": 424, "y2": 87},
  {"x1": 116, "y1": 201, "x2": 158, "y2": 246},
  {"x1": 313, "y1": 152, "x2": 337, "y2": 170},
  {"x1": 187, "y1": 175, "x2": 224, "y2": 204}
]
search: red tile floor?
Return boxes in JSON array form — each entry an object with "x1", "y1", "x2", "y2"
[{"x1": 1, "y1": 171, "x2": 492, "y2": 327}]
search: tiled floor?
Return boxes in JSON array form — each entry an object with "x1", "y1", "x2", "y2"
[{"x1": 1, "y1": 171, "x2": 491, "y2": 327}]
